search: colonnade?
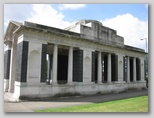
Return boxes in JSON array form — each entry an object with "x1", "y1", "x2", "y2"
[
  {"x1": 46, "y1": 44, "x2": 145, "y2": 85},
  {"x1": 4, "y1": 42, "x2": 145, "y2": 93},
  {"x1": 46, "y1": 44, "x2": 74, "y2": 85}
]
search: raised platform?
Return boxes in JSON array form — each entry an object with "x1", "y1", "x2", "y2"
[{"x1": 13, "y1": 81, "x2": 146, "y2": 100}]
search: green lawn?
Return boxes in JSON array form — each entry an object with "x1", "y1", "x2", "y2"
[{"x1": 35, "y1": 96, "x2": 148, "y2": 112}]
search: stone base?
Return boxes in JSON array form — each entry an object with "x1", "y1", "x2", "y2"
[{"x1": 13, "y1": 81, "x2": 147, "y2": 100}]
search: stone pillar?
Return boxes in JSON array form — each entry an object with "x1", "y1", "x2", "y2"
[
  {"x1": 46, "y1": 54, "x2": 50, "y2": 84},
  {"x1": 133, "y1": 57, "x2": 136, "y2": 82},
  {"x1": 127, "y1": 57, "x2": 130, "y2": 83},
  {"x1": 47, "y1": 54, "x2": 50, "y2": 79},
  {"x1": 117, "y1": 54, "x2": 124, "y2": 83},
  {"x1": 67, "y1": 46, "x2": 73, "y2": 85},
  {"x1": 8, "y1": 44, "x2": 17, "y2": 92},
  {"x1": 97, "y1": 51, "x2": 102, "y2": 84},
  {"x1": 52, "y1": 44, "x2": 58, "y2": 85},
  {"x1": 107, "y1": 53, "x2": 111, "y2": 83},
  {"x1": 4, "y1": 42, "x2": 12, "y2": 92}
]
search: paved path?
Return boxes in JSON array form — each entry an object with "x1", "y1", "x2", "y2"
[{"x1": 4, "y1": 89, "x2": 148, "y2": 112}]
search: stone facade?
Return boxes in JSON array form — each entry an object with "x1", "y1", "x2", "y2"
[{"x1": 4, "y1": 20, "x2": 146, "y2": 99}]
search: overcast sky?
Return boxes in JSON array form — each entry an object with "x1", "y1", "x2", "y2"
[{"x1": 4, "y1": 4, "x2": 148, "y2": 51}]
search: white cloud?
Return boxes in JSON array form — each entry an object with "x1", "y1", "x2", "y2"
[
  {"x1": 59, "y1": 4, "x2": 86, "y2": 10},
  {"x1": 4, "y1": 4, "x2": 72, "y2": 30},
  {"x1": 27, "y1": 4, "x2": 71, "y2": 29},
  {"x1": 101, "y1": 13, "x2": 148, "y2": 50},
  {"x1": 4, "y1": 4, "x2": 33, "y2": 26},
  {"x1": 4, "y1": 4, "x2": 34, "y2": 33}
]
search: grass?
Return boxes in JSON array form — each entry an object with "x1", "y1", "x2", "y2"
[{"x1": 35, "y1": 96, "x2": 148, "y2": 112}]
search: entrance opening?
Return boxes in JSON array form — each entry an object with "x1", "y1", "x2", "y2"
[
  {"x1": 94, "y1": 52, "x2": 98, "y2": 83},
  {"x1": 136, "y1": 58, "x2": 141, "y2": 81},
  {"x1": 130, "y1": 58, "x2": 133, "y2": 82},
  {"x1": 111, "y1": 54, "x2": 118, "y2": 82},
  {"x1": 57, "y1": 48, "x2": 68, "y2": 84},
  {"x1": 47, "y1": 44, "x2": 69, "y2": 85}
]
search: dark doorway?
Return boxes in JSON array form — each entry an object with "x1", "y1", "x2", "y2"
[
  {"x1": 111, "y1": 54, "x2": 118, "y2": 82},
  {"x1": 136, "y1": 58, "x2": 141, "y2": 81},
  {"x1": 91, "y1": 52, "x2": 95, "y2": 82},
  {"x1": 130, "y1": 58, "x2": 133, "y2": 82},
  {"x1": 94, "y1": 52, "x2": 98, "y2": 83},
  {"x1": 57, "y1": 48, "x2": 68, "y2": 84},
  {"x1": 73, "y1": 50, "x2": 83, "y2": 82}
]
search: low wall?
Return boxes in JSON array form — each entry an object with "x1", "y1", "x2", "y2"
[{"x1": 13, "y1": 81, "x2": 146, "y2": 100}]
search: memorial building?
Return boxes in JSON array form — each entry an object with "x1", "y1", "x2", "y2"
[{"x1": 4, "y1": 20, "x2": 146, "y2": 99}]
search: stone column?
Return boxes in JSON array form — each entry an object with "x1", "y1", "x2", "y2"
[
  {"x1": 49, "y1": 55, "x2": 53, "y2": 84},
  {"x1": 117, "y1": 54, "x2": 124, "y2": 83},
  {"x1": 46, "y1": 54, "x2": 50, "y2": 84},
  {"x1": 8, "y1": 44, "x2": 17, "y2": 92},
  {"x1": 97, "y1": 51, "x2": 102, "y2": 84},
  {"x1": 47, "y1": 54, "x2": 50, "y2": 78},
  {"x1": 127, "y1": 57, "x2": 130, "y2": 83},
  {"x1": 107, "y1": 53, "x2": 111, "y2": 83},
  {"x1": 52, "y1": 44, "x2": 58, "y2": 85},
  {"x1": 133, "y1": 57, "x2": 136, "y2": 82},
  {"x1": 67, "y1": 46, "x2": 73, "y2": 85}
]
